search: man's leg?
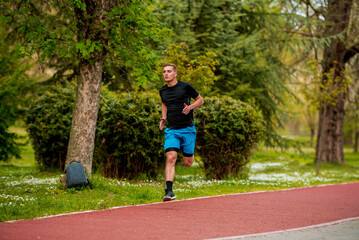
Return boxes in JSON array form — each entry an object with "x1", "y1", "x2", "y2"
[
  {"x1": 182, "y1": 130, "x2": 196, "y2": 167},
  {"x1": 163, "y1": 151, "x2": 177, "y2": 202},
  {"x1": 165, "y1": 151, "x2": 178, "y2": 182},
  {"x1": 183, "y1": 155, "x2": 194, "y2": 167}
]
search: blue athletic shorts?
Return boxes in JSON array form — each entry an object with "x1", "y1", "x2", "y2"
[{"x1": 164, "y1": 126, "x2": 196, "y2": 157}]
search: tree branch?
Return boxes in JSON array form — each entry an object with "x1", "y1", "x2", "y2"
[
  {"x1": 344, "y1": 43, "x2": 359, "y2": 63},
  {"x1": 301, "y1": 0, "x2": 325, "y2": 17}
]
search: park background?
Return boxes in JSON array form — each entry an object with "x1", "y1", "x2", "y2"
[{"x1": 1, "y1": 0, "x2": 359, "y2": 222}]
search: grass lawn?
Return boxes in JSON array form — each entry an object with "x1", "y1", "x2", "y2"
[{"x1": 1, "y1": 130, "x2": 358, "y2": 222}]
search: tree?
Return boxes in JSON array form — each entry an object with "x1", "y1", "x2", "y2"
[
  {"x1": 155, "y1": 43, "x2": 218, "y2": 96},
  {"x1": 344, "y1": 55, "x2": 359, "y2": 152},
  {"x1": 154, "y1": 0, "x2": 299, "y2": 148},
  {"x1": 314, "y1": 0, "x2": 358, "y2": 164},
  {"x1": 0, "y1": 23, "x2": 33, "y2": 162},
  {"x1": 277, "y1": 0, "x2": 359, "y2": 163},
  {"x1": 2, "y1": 0, "x2": 167, "y2": 178},
  {"x1": 297, "y1": 63, "x2": 319, "y2": 147}
]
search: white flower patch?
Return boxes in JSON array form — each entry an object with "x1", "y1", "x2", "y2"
[
  {"x1": 5, "y1": 176, "x2": 59, "y2": 187},
  {"x1": 186, "y1": 179, "x2": 235, "y2": 188},
  {"x1": 182, "y1": 178, "x2": 294, "y2": 189},
  {"x1": 191, "y1": 161, "x2": 200, "y2": 167},
  {"x1": 249, "y1": 173, "x2": 298, "y2": 182},
  {"x1": 0, "y1": 194, "x2": 37, "y2": 207},
  {"x1": 176, "y1": 175, "x2": 203, "y2": 181},
  {"x1": 278, "y1": 156, "x2": 288, "y2": 161},
  {"x1": 105, "y1": 177, "x2": 150, "y2": 188},
  {"x1": 173, "y1": 188, "x2": 186, "y2": 192},
  {"x1": 0, "y1": 202, "x2": 25, "y2": 207},
  {"x1": 0, "y1": 194, "x2": 36, "y2": 202},
  {"x1": 323, "y1": 171, "x2": 359, "y2": 178},
  {"x1": 249, "y1": 162, "x2": 284, "y2": 171},
  {"x1": 249, "y1": 172, "x2": 335, "y2": 184}
]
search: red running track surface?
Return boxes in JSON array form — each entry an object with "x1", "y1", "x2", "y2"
[{"x1": 1, "y1": 182, "x2": 359, "y2": 240}]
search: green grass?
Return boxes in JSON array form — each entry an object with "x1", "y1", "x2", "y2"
[{"x1": 1, "y1": 130, "x2": 359, "y2": 222}]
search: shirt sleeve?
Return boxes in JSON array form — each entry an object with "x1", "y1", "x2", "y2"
[{"x1": 186, "y1": 83, "x2": 199, "y2": 99}]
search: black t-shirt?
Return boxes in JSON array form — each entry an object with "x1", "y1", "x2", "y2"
[{"x1": 160, "y1": 81, "x2": 199, "y2": 129}]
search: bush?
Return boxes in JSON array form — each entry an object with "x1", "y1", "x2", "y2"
[
  {"x1": 26, "y1": 85, "x2": 263, "y2": 181},
  {"x1": 26, "y1": 86, "x2": 76, "y2": 170},
  {"x1": 26, "y1": 86, "x2": 164, "y2": 179},
  {"x1": 0, "y1": 28, "x2": 33, "y2": 162},
  {"x1": 94, "y1": 91, "x2": 165, "y2": 180},
  {"x1": 195, "y1": 96, "x2": 264, "y2": 180}
]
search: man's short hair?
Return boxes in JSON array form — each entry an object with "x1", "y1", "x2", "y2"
[{"x1": 163, "y1": 63, "x2": 177, "y2": 72}]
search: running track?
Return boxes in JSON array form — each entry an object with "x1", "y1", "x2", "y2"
[{"x1": 1, "y1": 182, "x2": 359, "y2": 240}]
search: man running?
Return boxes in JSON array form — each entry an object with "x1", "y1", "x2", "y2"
[{"x1": 159, "y1": 63, "x2": 204, "y2": 202}]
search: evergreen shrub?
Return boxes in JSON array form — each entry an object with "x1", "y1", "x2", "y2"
[
  {"x1": 94, "y1": 91, "x2": 165, "y2": 180},
  {"x1": 26, "y1": 86, "x2": 76, "y2": 170},
  {"x1": 26, "y1": 85, "x2": 263, "y2": 181},
  {"x1": 195, "y1": 96, "x2": 264, "y2": 180}
]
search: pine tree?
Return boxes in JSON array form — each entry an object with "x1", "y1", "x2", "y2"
[{"x1": 155, "y1": 0, "x2": 297, "y2": 147}]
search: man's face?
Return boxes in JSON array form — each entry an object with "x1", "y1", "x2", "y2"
[{"x1": 163, "y1": 66, "x2": 177, "y2": 82}]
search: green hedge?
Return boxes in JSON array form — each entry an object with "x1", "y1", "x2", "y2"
[
  {"x1": 26, "y1": 86, "x2": 264, "y2": 181},
  {"x1": 26, "y1": 86, "x2": 75, "y2": 170},
  {"x1": 195, "y1": 96, "x2": 264, "y2": 180},
  {"x1": 94, "y1": 91, "x2": 165, "y2": 179},
  {"x1": 26, "y1": 86, "x2": 164, "y2": 179}
]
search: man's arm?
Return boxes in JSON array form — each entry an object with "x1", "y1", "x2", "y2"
[
  {"x1": 182, "y1": 94, "x2": 204, "y2": 115},
  {"x1": 159, "y1": 103, "x2": 167, "y2": 131}
]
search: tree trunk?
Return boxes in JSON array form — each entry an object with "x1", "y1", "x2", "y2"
[
  {"x1": 63, "y1": 0, "x2": 112, "y2": 179},
  {"x1": 306, "y1": 107, "x2": 316, "y2": 147},
  {"x1": 355, "y1": 129, "x2": 359, "y2": 153},
  {"x1": 315, "y1": 94, "x2": 346, "y2": 164},
  {"x1": 65, "y1": 58, "x2": 103, "y2": 179},
  {"x1": 315, "y1": 0, "x2": 353, "y2": 164},
  {"x1": 354, "y1": 99, "x2": 359, "y2": 153},
  {"x1": 310, "y1": 128, "x2": 315, "y2": 148}
]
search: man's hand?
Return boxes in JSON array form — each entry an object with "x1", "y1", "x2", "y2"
[
  {"x1": 159, "y1": 118, "x2": 166, "y2": 131},
  {"x1": 182, "y1": 103, "x2": 192, "y2": 115}
]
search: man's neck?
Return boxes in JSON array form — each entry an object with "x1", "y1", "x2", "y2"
[{"x1": 167, "y1": 79, "x2": 178, "y2": 87}]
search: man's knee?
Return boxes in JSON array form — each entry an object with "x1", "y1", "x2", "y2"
[
  {"x1": 183, "y1": 155, "x2": 194, "y2": 167},
  {"x1": 166, "y1": 152, "x2": 177, "y2": 165}
]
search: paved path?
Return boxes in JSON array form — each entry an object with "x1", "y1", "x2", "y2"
[
  {"x1": 237, "y1": 219, "x2": 359, "y2": 240},
  {"x1": 1, "y1": 182, "x2": 359, "y2": 240}
]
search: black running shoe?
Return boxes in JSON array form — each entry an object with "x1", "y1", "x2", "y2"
[{"x1": 163, "y1": 189, "x2": 176, "y2": 202}]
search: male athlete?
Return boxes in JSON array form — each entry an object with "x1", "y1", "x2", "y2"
[{"x1": 159, "y1": 63, "x2": 204, "y2": 202}]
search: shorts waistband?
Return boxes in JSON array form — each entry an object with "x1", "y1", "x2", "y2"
[{"x1": 165, "y1": 125, "x2": 196, "y2": 133}]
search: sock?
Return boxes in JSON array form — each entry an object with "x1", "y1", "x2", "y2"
[{"x1": 166, "y1": 181, "x2": 173, "y2": 192}]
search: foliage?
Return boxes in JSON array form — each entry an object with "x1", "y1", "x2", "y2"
[
  {"x1": 195, "y1": 96, "x2": 265, "y2": 180},
  {"x1": 25, "y1": 85, "x2": 266, "y2": 181},
  {"x1": 0, "y1": 0, "x2": 169, "y2": 85},
  {"x1": 25, "y1": 85, "x2": 76, "y2": 171},
  {"x1": 106, "y1": 0, "x2": 170, "y2": 85},
  {"x1": 94, "y1": 91, "x2": 165, "y2": 180},
  {"x1": 156, "y1": 43, "x2": 218, "y2": 96},
  {"x1": 154, "y1": 0, "x2": 298, "y2": 148},
  {"x1": 25, "y1": 85, "x2": 164, "y2": 178},
  {"x1": 2, "y1": 0, "x2": 172, "y2": 178},
  {"x1": 301, "y1": 60, "x2": 351, "y2": 108},
  {"x1": 0, "y1": 24, "x2": 33, "y2": 162}
]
